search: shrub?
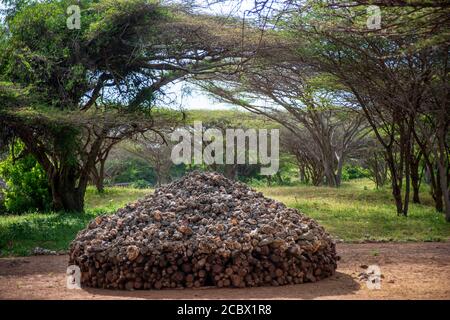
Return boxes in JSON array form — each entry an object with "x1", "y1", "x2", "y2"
[
  {"x1": 341, "y1": 165, "x2": 370, "y2": 181},
  {"x1": 131, "y1": 179, "x2": 150, "y2": 189},
  {"x1": 0, "y1": 143, "x2": 51, "y2": 214}
]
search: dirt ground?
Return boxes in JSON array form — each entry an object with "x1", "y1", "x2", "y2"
[{"x1": 0, "y1": 243, "x2": 449, "y2": 300}]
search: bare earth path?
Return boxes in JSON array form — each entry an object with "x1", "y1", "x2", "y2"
[{"x1": 0, "y1": 243, "x2": 449, "y2": 300}]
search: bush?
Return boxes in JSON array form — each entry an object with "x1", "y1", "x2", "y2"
[
  {"x1": 342, "y1": 165, "x2": 370, "y2": 181},
  {"x1": 0, "y1": 143, "x2": 51, "y2": 214},
  {"x1": 131, "y1": 179, "x2": 150, "y2": 189},
  {"x1": 112, "y1": 158, "x2": 156, "y2": 185}
]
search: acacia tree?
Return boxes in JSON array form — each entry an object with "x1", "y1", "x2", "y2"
[
  {"x1": 0, "y1": 0, "x2": 254, "y2": 211},
  {"x1": 200, "y1": 0, "x2": 449, "y2": 218},
  {"x1": 201, "y1": 58, "x2": 368, "y2": 187},
  {"x1": 359, "y1": 136, "x2": 388, "y2": 190},
  {"x1": 280, "y1": 127, "x2": 324, "y2": 186},
  {"x1": 122, "y1": 131, "x2": 175, "y2": 187},
  {"x1": 87, "y1": 109, "x2": 179, "y2": 192},
  {"x1": 280, "y1": 1, "x2": 449, "y2": 218}
]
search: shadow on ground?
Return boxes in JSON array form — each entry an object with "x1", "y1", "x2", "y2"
[{"x1": 82, "y1": 272, "x2": 359, "y2": 300}]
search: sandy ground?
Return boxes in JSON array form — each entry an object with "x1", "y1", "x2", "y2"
[{"x1": 0, "y1": 243, "x2": 449, "y2": 300}]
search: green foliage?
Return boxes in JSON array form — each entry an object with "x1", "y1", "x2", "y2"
[
  {"x1": 0, "y1": 143, "x2": 51, "y2": 214},
  {"x1": 111, "y1": 157, "x2": 156, "y2": 184},
  {"x1": 187, "y1": 109, "x2": 281, "y2": 130},
  {"x1": 86, "y1": 0, "x2": 166, "y2": 42},
  {"x1": 1, "y1": 0, "x2": 169, "y2": 109},
  {"x1": 131, "y1": 179, "x2": 150, "y2": 189},
  {"x1": 341, "y1": 165, "x2": 370, "y2": 181}
]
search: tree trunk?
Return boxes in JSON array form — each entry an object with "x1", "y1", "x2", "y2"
[
  {"x1": 436, "y1": 125, "x2": 450, "y2": 221},
  {"x1": 324, "y1": 164, "x2": 337, "y2": 187},
  {"x1": 95, "y1": 177, "x2": 105, "y2": 194},
  {"x1": 91, "y1": 160, "x2": 106, "y2": 193},
  {"x1": 96, "y1": 158, "x2": 106, "y2": 193},
  {"x1": 411, "y1": 164, "x2": 421, "y2": 204},
  {"x1": 335, "y1": 153, "x2": 344, "y2": 188},
  {"x1": 50, "y1": 171, "x2": 86, "y2": 212},
  {"x1": 438, "y1": 161, "x2": 450, "y2": 222},
  {"x1": 410, "y1": 148, "x2": 422, "y2": 204},
  {"x1": 299, "y1": 166, "x2": 305, "y2": 183},
  {"x1": 402, "y1": 125, "x2": 412, "y2": 216},
  {"x1": 386, "y1": 150, "x2": 403, "y2": 215},
  {"x1": 155, "y1": 168, "x2": 170, "y2": 187},
  {"x1": 422, "y1": 157, "x2": 443, "y2": 212},
  {"x1": 435, "y1": 168, "x2": 444, "y2": 212},
  {"x1": 403, "y1": 159, "x2": 410, "y2": 216},
  {"x1": 411, "y1": 177, "x2": 420, "y2": 204}
]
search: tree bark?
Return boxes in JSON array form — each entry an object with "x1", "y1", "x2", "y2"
[
  {"x1": 91, "y1": 159, "x2": 106, "y2": 193},
  {"x1": 50, "y1": 167, "x2": 86, "y2": 212},
  {"x1": 335, "y1": 152, "x2": 344, "y2": 187},
  {"x1": 434, "y1": 167, "x2": 444, "y2": 212},
  {"x1": 386, "y1": 150, "x2": 403, "y2": 215},
  {"x1": 411, "y1": 173, "x2": 421, "y2": 204},
  {"x1": 436, "y1": 125, "x2": 450, "y2": 221}
]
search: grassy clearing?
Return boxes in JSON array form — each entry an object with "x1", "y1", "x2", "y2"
[
  {"x1": 0, "y1": 180, "x2": 449, "y2": 256},
  {"x1": 258, "y1": 179, "x2": 449, "y2": 242},
  {"x1": 0, "y1": 187, "x2": 151, "y2": 256},
  {"x1": 84, "y1": 186, "x2": 151, "y2": 213}
]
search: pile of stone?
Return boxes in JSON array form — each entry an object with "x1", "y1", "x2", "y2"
[
  {"x1": 69, "y1": 171, "x2": 338, "y2": 290},
  {"x1": 31, "y1": 247, "x2": 66, "y2": 256}
]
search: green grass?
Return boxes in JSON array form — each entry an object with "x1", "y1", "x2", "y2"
[
  {"x1": 0, "y1": 180, "x2": 449, "y2": 257},
  {"x1": 258, "y1": 179, "x2": 450, "y2": 242},
  {"x1": 84, "y1": 186, "x2": 151, "y2": 212},
  {"x1": 0, "y1": 187, "x2": 151, "y2": 256}
]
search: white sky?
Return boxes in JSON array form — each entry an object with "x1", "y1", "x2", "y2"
[
  {"x1": 164, "y1": 81, "x2": 241, "y2": 110},
  {"x1": 165, "y1": 0, "x2": 256, "y2": 110}
]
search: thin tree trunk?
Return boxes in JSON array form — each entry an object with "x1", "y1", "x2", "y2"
[
  {"x1": 335, "y1": 151, "x2": 344, "y2": 187},
  {"x1": 410, "y1": 145, "x2": 422, "y2": 204},
  {"x1": 386, "y1": 150, "x2": 403, "y2": 214},
  {"x1": 91, "y1": 159, "x2": 106, "y2": 193},
  {"x1": 402, "y1": 123, "x2": 413, "y2": 216},
  {"x1": 410, "y1": 154, "x2": 421, "y2": 204},
  {"x1": 411, "y1": 175, "x2": 421, "y2": 204},
  {"x1": 435, "y1": 168, "x2": 444, "y2": 212},
  {"x1": 403, "y1": 156, "x2": 410, "y2": 216},
  {"x1": 436, "y1": 126, "x2": 450, "y2": 221}
]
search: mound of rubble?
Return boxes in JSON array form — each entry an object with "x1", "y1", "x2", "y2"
[{"x1": 69, "y1": 171, "x2": 338, "y2": 290}]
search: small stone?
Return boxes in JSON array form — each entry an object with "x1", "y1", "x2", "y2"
[
  {"x1": 173, "y1": 231, "x2": 183, "y2": 240},
  {"x1": 126, "y1": 245, "x2": 140, "y2": 261},
  {"x1": 153, "y1": 210, "x2": 162, "y2": 221},
  {"x1": 260, "y1": 225, "x2": 275, "y2": 234},
  {"x1": 178, "y1": 225, "x2": 193, "y2": 235}
]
